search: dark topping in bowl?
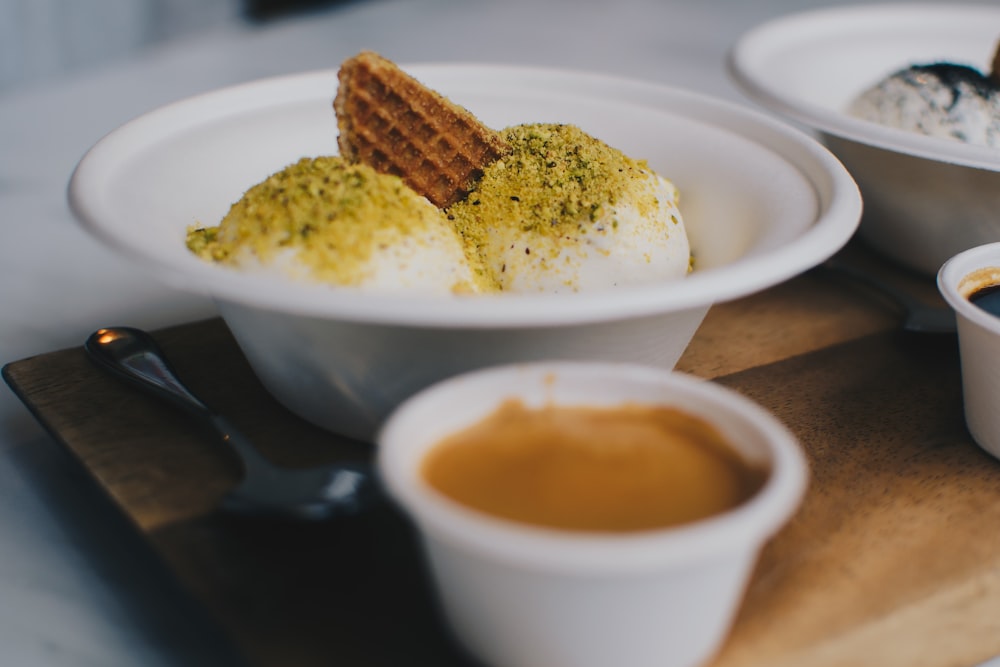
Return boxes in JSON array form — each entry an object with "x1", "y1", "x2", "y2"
[{"x1": 906, "y1": 63, "x2": 999, "y2": 105}]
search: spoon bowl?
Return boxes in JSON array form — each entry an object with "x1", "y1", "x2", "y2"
[
  {"x1": 84, "y1": 327, "x2": 381, "y2": 520},
  {"x1": 820, "y1": 258, "x2": 956, "y2": 334}
]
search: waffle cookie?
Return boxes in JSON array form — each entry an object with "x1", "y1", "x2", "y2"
[{"x1": 334, "y1": 51, "x2": 511, "y2": 208}]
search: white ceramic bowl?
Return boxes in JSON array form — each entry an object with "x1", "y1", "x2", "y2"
[
  {"x1": 729, "y1": 3, "x2": 1000, "y2": 276},
  {"x1": 377, "y1": 361, "x2": 808, "y2": 667},
  {"x1": 69, "y1": 64, "x2": 860, "y2": 440},
  {"x1": 938, "y1": 242, "x2": 1000, "y2": 458}
]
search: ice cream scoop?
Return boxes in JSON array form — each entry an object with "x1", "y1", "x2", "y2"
[
  {"x1": 448, "y1": 123, "x2": 691, "y2": 293},
  {"x1": 187, "y1": 156, "x2": 490, "y2": 294},
  {"x1": 848, "y1": 45, "x2": 1000, "y2": 148}
]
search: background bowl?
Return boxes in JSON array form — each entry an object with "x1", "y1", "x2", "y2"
[
  {"x1": 69, "y1": 64, "x2": 860, "y2": 440},
  {"x1": 728, "y1": 3, "x2": 1000, "y2": 276},
  {"x1": 377, "y1": 361, "x2": 808, "y2": 667}
]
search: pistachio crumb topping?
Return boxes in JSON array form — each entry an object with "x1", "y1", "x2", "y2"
[
  {"x1": 186, "y1": 156, "x2": 492, "y2": 291},
  {"x1": 447, "y1": 123, "x2": 662, "y2": 265},
  {"x1": 185, "y1": 123, "x2": 687, "y2": 293}
]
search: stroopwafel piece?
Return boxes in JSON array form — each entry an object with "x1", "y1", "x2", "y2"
[{"x1": 334, "y1": 51, "x2": 511, "y2": 208}]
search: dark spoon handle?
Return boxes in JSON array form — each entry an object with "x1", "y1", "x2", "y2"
[
  {"x1": 85, "y1": 326, "x2": 295, "y2": 481},
  {"x1": 84, "y1": 327, "x2": 381, "y2": 521},
  {"x1": 84, "y1": 326, "x2": 213, "y2": 418}
]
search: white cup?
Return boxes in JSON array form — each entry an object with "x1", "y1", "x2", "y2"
[
  {"x1": 376, "y1": 362, "x2": 808, "y2": 667},
  {"x1": 939, "y1": 242, "x2": 1000, "y2": 459}
]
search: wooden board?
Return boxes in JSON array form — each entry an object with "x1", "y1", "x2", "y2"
[{"x1": 6, "y1": 246, "x2": 1000, "y2": 667}]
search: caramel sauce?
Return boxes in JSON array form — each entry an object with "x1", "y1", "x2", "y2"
[{"x1": 421, "y1": 399, "x2": 767, "y2": 533}]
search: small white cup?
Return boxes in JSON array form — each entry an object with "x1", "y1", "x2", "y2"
[
  {"x1": 376, "y1": 362, "x2": 808, "y2": 667},
  {"x1": 939, "y1": 242, "x2": 1000, "y2": 459}
]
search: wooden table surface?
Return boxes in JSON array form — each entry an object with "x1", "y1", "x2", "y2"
[{"x1": 5, "y1": 243, "x2": 1000, "y2": 667}]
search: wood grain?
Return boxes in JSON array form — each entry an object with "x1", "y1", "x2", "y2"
[
  {"x1": 4, "y1": 244, "x2": 996, "y2": 667},
  {"x1": 712, "y1": 333, "x2": 1000, "y2": 667}
]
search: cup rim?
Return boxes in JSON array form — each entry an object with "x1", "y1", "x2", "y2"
[
  {"x1": 938, "y1": 242, "x2": 1000, "y2": 333},
  {"x1": 376, "y1": 362, "x2": 808, "y2": 574}
]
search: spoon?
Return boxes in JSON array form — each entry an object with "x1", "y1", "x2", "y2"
[
  {"x1": 820, "y1": 259, "x2": 957, "y2": 334},
  {"x1": 84, "y1": 327, "x2": 381, "y2": 521}
]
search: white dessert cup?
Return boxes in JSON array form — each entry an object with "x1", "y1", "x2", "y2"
[
  {"x1": 376, "y1": 361, "x2": 808, "y2": 667},
  {"x1": 939, "y1": 242, "x2": 1000, "y2": 459}
]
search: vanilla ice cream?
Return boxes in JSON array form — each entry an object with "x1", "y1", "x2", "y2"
[
  {"x1": 188, "y1": 128, "x2": 691, "y2": 295},
  {"x1": 848, "y1": 63, "x2": 1000, "y2": 148},
  {"x1": 448, "y1": 123, "x2": 691, "y2": 293},
  {"x1": 186, "y1": 156, "x2": 491, "y2": 294}
]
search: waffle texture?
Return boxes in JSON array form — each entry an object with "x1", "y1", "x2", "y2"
[{"x1": 334, "y1": 51, "x2": 510, "y2": 208}]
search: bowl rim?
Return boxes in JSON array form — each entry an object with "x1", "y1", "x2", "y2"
[
  {"x1": 68, "y1": 63, "x2": 861, "y2": 329},
  {"x1": 375, "y1": 361, "x2": 809, "y2": 573},
  {"x1": 938, "y1": 241, "x2": 1000, "y2": 333},
  {"x1": 727, "y1": 2, "x2": 1000, "y2": 173}
]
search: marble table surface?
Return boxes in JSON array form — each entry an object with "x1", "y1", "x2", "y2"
[{"x1": 2, "y1": 0, "x2": 996, "y2": 664}]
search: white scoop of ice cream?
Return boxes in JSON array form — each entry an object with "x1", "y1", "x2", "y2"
[
  {"x1": 225, "y1": 226, "x2": 482, "y2": 294},
  {"x1": 478, "y1": 171, "x2": 687, "y2": 292},
  {"x1": 187, "y1": 156, "x2": 488, "y2": 294},
  {"x1": 188, "y1": 129, "x2": 692, "y2": 296},
  {"x1": 848, "y1": 64, "x2": 1000, "y2": 148},
  {"x1": 448, "y1": 123, "x2": 691, "y2": 293}
]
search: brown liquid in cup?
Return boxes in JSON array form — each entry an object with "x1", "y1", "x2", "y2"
[{"x1": 421, "y1": 399, "x2": 768, "y2": 532}]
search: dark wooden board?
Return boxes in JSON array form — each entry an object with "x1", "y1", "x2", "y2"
[{"x1": 6, "y1": 249, "x2": 1000, "y2": 667}]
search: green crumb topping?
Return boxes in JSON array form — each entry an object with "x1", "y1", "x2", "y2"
[
  {"x1": 447, "y1": 123, "x2": 660, "y2": 257},
  {"x1": 185, "y1": 225, "x2": 221, "y2": 259},
  {"x1": 186, "y1": 156, "x2": 489, "y2": 290},
  {"x1": 186, "y1": 124, "x2": 683, "y2": 294}
]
